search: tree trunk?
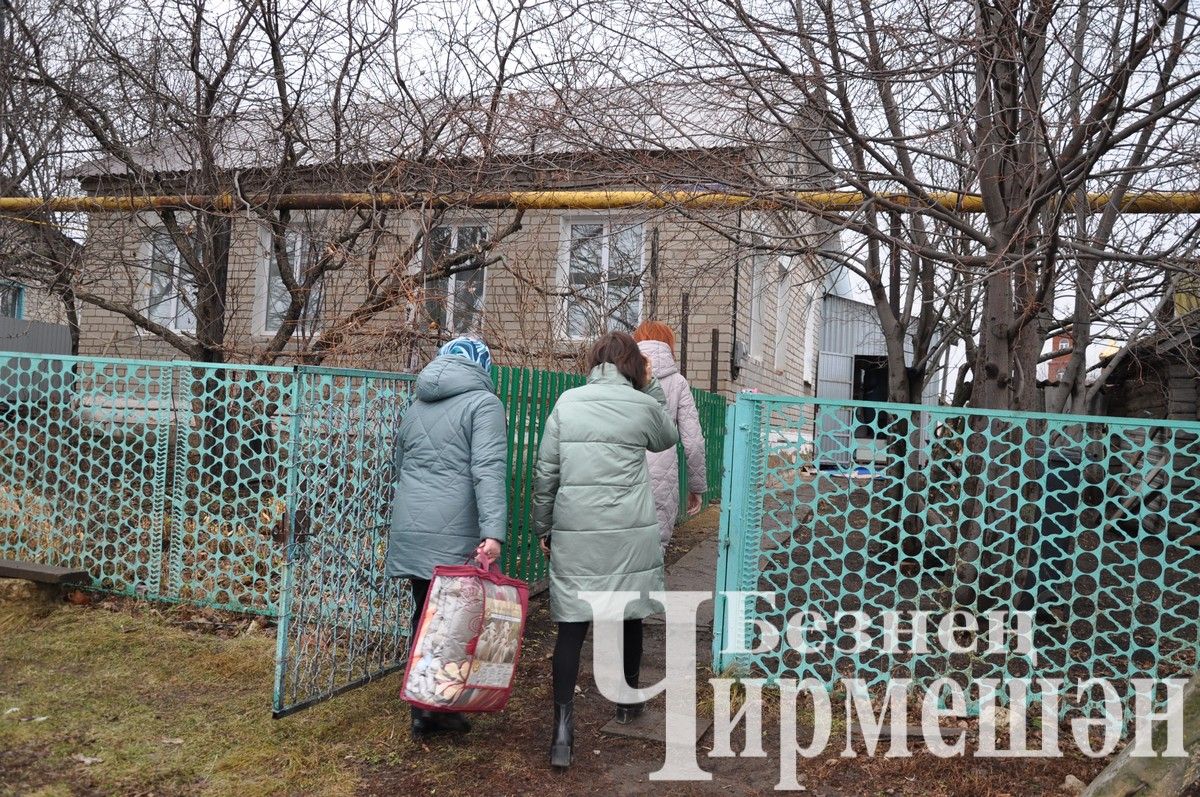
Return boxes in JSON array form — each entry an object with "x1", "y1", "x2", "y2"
[
  {"x1": 195, "y1": 215, "x2": 231, "y2": 364},
  {"x1": 972, "y1": 260, "x2": 1015, "y2": 409}
]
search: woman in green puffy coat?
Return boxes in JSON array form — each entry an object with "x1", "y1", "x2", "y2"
[{"x1": 532, "y1": 331, "x2": 679, "y2": 770}]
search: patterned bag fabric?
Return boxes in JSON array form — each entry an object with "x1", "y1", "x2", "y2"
[{"x1": 401, "y1": 560, "x2": 528, "y2": 713}]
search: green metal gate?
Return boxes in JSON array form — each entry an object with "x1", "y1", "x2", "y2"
[
  {"x1": 272, "y1": 366, "x2": 417, "y2": 717},
  {"x1": 713, "y1": 392, "x2": 1200, "y2": 726}
]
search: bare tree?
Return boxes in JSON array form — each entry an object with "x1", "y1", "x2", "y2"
[
  {"x1": 558, "y1": 0, "x2": 1200, "y2": 411},
  {"x1": 0, "y1": 0, "x2": 574, "y2": 366},
  {"x1": 0, "y1": 0, "x2": 84, "y2": 349}
]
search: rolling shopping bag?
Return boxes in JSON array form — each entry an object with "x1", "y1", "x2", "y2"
[{"x1": 401, "y1": 556, "x2": 529, "y2": 713}]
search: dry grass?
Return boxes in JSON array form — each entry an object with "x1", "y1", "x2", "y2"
[{"x1": 0, "y1": 598, "x2": 416, "y2": 797}]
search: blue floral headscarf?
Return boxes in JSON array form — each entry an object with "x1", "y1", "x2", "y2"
[{"x1": 438, "y1": 336, "x2": 493, "y2": 373}]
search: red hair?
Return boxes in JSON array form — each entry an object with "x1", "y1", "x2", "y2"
[{"x1": 633, "y1": 320, "x2": 676, "y2": 352}]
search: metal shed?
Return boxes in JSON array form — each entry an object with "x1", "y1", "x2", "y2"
[
  {"x1": 814, "y1": 292, "x2": 944, "y2": 467},
  {"x1": 0, "y1": 317, "x2": 73, "y2": 405}
]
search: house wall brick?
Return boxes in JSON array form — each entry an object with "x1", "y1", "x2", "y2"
[
  {"x1": 73, "y1": 206, "x2": 820, "y2": 400},
  {"x1": 16, "y1": 286, "x2": 66, "y2": 326}
]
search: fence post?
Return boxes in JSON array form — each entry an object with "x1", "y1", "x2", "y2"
[
  {"x1": 712, "y1": 395, "x2": 754, "y2": 674},
  {"x1": 680, "y1": 292, "x2": 689, "y2": 377},
  {"x1": 272, "y1": 367, "x2": 305, "y2": 711},
  {"x1": 709, "y1": 328, "x2": 720, "y2": 394}
]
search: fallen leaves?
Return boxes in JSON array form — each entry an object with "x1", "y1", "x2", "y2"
[{"x1": 66, "y1": 590, "x2": 92, "y2": 606}]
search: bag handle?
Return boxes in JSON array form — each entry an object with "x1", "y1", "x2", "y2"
[{"x1": 469, "y1": 545, "x2": 501, "y2": 574}]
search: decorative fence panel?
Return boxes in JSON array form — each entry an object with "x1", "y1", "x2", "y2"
[
  {"x1": 713, "y1": 393, "x2": 1200, "y2": 727},
  {"x1": 0, "y1": 353, "x2": 299, "y2": 610},
  {"x1": 167, "y1": 364, "x2": 297, "y2": 614}
]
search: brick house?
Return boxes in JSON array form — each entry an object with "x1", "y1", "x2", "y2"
[
  {"x1": 1046, "y1": 333, "x2": 1073, "y2": 383},
  {"x1": 67, "y1": 86, "x2": 828, "y2": 397}
]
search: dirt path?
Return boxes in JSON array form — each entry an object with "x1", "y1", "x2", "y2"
[{"x1": 346, "y1": 507, "x2": 1107, "y2": 795}]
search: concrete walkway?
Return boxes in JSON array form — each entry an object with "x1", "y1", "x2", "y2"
[
  {"x1": 644, "y1": 530, "x2": 718, "y2": 629},
  {"x1": 598, "y1": 513, "x2": 720, "y2": 742}
]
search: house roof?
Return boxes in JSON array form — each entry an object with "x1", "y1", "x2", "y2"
[
  {"x1": 67, "y1": 81, "x2": 809, "y2": 181},
  {"x1": 1102, "y1": 309, "x2": 1200, "y2": 371}
]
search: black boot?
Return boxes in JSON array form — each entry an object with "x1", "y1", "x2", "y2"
[
  {"x1": 550, "y1": 701, "x2": 574, "y2": 770},
  {"x1": 411, "y1": 707, "x2": 437, "y2": 738},
  {"x1": 615, "y1": 667, "x2": 645, "y2": 724},
  {"x1": 615, "y1": 702, "x2": 645, "y2": 724},
  {"x1": 436, "y1": 712, "x2": 471, "y2": 733}
]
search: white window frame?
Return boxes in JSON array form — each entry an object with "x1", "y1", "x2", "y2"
[
  {"x1": 773, "y1": 258, "x2": 793, "y2": 372},
  {"x1": 144, "y1": 227, "x2": 198, "y2": 334},
  {"x1": 257, "y1": 227, "x2": 324, "y2": 337},
  {"x1": 746, "y1": 237, "x2": 767, "y2": 362},
  {"x1": 421, "y1": 222, "x2": 490, "y2": 336},
  {"x1": 557, "y1": 215, "x2": 646, "y2": 340}
]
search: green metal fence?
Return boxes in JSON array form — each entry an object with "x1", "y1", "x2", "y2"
[
  {"x1": 714, "y1": 393, "x2": 1200, "y2": 727},
  {"x1": 0, "y1": 352, "x2": 306, "y2": 613},
  {"x1": 493, "y1": 365, "x2": 586, "y2": 584},
  {"x1": 690, "y1": 386, "x2": 727, "y2": 508},
  {"x1": 674, "y1": 386, "x2": 727, "y2": 518},
  {"x1": 0, "y1": 351, "x2": 725, "y2": 715}
]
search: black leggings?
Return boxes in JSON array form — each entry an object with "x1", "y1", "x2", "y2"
[
  {"x1": 552, "y1": 619, "x2": 643, "y2": 705},
  {"x1": 409, "y1": 578, "x2": 430, "y2": 645}
]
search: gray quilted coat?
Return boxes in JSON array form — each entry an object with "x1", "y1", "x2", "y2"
[
  {"x1": 638, "y1": 340, "x2": 707, "y2": 548},
  {"x1": 532, "y1": 363, "x2": 679, "y2": 622},
  {"x1": 386, "y1": 356, "x2": 508, "y2": 580}
]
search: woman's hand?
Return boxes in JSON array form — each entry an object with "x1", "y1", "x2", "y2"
[
  {"x1": 477, "y1": 538, "x2": 502, "y2": 563},
  {"x1": 687, "y1": 493, "x2": 704, "y2": 516},
  {"x1": 538, "y1": 537, "x2": 551, "y2": 558},
  {"x1": 643, "y1": 355, "x2": 653, "y2": 385}
]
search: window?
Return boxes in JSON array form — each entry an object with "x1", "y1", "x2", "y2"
[
  {"x1": 564, "y1": 220, "x2": 643, "y2": 338},
  {"x1": 424, "y1": 224, "x2": 487, "y2": 334},
  {"x1": 264, "y1": 230, "x2": 323, "y2": 334},
  {"x1": 148, "y1": 230, "x2": 197, "y2": 332},
  {"x1": 1058, "y1": 338, "x2": 1070, "y2": 351},
  {"x1": 0, "y1": 283, "x2": 22, "y2": 319}
]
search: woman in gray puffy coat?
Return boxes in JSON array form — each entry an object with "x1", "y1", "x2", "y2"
[
  {"x1": 533, "y1": 331, "x2": 679, "y2": 770},
  {"x1": 633, "y1": 321, "x2": 707, "y2": 551},
  {"x1": 386, "y1": 336, "x2": 507, "y2": 739}
]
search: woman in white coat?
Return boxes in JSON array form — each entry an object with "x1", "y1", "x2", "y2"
[{"x1": 633, "y1": 321, "x2": 707, "y2": 551}]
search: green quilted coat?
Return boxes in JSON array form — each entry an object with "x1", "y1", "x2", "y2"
[{"x1": 532, "y1": 363, "x2": 679, "y2": 622}]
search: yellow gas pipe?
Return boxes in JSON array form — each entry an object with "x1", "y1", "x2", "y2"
[{"x1": 2, "y1": 189, "x2": 1200, "y2": 213}]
